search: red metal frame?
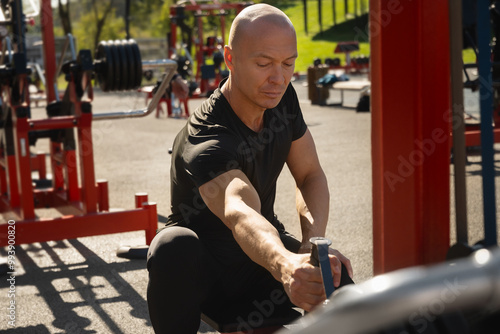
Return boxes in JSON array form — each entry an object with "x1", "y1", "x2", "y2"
[
  {"x1": 371, "y1": 0, "x2": 451, "y2": 274},
  {"x1": 168, "y1": 1, "x2": 249, "y2": 102},
  {"x1": 0, "y1": 0, "x2": 157, "y2": 247},
  {"x1": 140, "y1": 85, "x2": 190, "y2": 119},
  {"x1": 463, "y1": 108, "x2": 500, "y2": 146}
]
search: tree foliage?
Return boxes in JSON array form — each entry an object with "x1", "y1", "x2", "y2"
[
  {"x1": 58, "y1": 0, "x2": 72, "y2": 35},
  {"x1": 73, "y1": 0, "x2": 124, "y2": 54}
]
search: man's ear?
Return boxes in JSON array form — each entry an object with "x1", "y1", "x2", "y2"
[{"x1": 224, "y1": 46, "x2": 234, "y2": 70}]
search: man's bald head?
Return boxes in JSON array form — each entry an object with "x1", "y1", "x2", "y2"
[{"x1": 228, "y1": 4, "x2": 295, "y2": 50}]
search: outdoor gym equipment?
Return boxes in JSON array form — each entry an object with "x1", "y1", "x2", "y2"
[
  {"x1": 278, "y1": 247, "x2": 500, "y2": 334},
  {"x1": 0, "y1": 0, "x2": 176, "y2": 251},
  {"x1": 448, "y1": 0, "x2": 498, "y2": 260},
  {"x1": 309, "y1": 237, "x2": 335, "y2": 298},
  {"x1": 461, "y1": 0, "x2": 500, "y2": 147},
  {"x1": 164, "y1": 0, "x2": 250, "y2": 116},
  {"x1": 94, "y1": 39, "x2": 143, "y2": 92}
]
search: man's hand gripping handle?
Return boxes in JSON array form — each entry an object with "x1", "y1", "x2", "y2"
[{"x1": 309, "y1": 237, "x2": 335, "y2": 299}]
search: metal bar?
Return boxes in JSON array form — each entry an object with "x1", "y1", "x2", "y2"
[
  {"x1": 175, "y1": 3, "x2": 249, "y2": 11},
  {"x1": 55, "y1": 33, "x2": 77, "y2": 79},
  {"x1": 28, "y1": 116, "x2": 78, "y2": 130},
  {"x1": 13, "y1": 110, "x2": 35, "y2": 219},
  {"x1": 50, "y1": 142, "x2": 64, "y2": 191},
  {"x1": 464, "y1": 127, "x2": 500, "y2": 147},
  {"x1": 477, "y1": 0, "x2": 498, "y2": 246},
  {"x1": 41, "y1": 0, "x2": 57, "y2": 102},
  {"x1": 144, "y1": 201, "x2": 158, "y2": 245},
  {"x1": 310, "y1": 237, "x2": 335, "y2": 298},
  {"x1": 0, "y1": 207, "x2": 157, "y2": 246},
  {"x1": 12, "y1": 0, "x2": 26, "y2": 55},
  {"x1": 449, "y1": 0, "x2": 468, "y2": 244},
  {"x1": 77, "y1": 112, "x2": 97, "y2": 213},
  {"x1": 65, "y1": 149, "x2": 80, "y2": 202},
  {"x1": 97, "y1": 180, "x2": 109, "y2": 212},
  {"x1": 1, "y1": 36, "x2": 12, "y2": 64},
  {"x1": 6, "y1": 155, "x2": 19, "y2": 208},
  {"x1": 92, "y1": 61, "x2": 177, "y2": 120},
  {"x1": 135, "y1": 192, "x2": 148, "y2": 209}
]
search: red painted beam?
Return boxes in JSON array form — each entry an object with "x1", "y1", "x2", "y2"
[
  {"x1": 464, "y1": 128, "x2": 500, "y2": 147},
  {"x1": 29, "y1": 116, "x2": 79, "y2": 130},
  {"x1": 0, "y1": 203, "x2": 158, "y2": 247},
  {"x1": 371, "y1": 0, "x2": 451, "y2": 274},
  {"x1": 40, "y1": 0, "x2": 57, "y2": 103}
]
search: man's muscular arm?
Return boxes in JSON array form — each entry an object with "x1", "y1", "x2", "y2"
[
  {"x1": 199, "y1": 170, "x2": 326, "y2": 311},
  {"x1": 287, "y1": 129, "x2": 330, "y2": 248},
  {"x1": 287, "y1": 129, "x2": 353, "y2": 282}
]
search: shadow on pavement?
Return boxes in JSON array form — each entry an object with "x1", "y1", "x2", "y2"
[{"x1": 1, "y1": 239, "x2": 150, "y2": 333}]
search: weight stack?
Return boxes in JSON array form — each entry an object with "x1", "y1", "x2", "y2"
[{"x1": 307, "y1": 65, "x2": 330, "y2": 105}]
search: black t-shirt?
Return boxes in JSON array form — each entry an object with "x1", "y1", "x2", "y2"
[{"x1": 167, "y1": 80, "x2": 307, "y2": 264}]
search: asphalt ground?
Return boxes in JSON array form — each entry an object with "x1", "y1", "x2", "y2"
[{"x1": 0, "y1": 74, "x2": 499, "y2": 334}]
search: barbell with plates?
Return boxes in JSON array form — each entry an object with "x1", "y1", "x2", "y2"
[{"x1": 94, "y1": 39, "x2": 142, "y2": 92}]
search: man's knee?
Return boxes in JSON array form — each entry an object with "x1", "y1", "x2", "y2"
[{"x1": 147, "y1": 226, "x2": 201, "y2": 272}]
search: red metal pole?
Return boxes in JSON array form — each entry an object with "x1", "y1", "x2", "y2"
[
  {"x1": 36, "y1": 152, "x2": 46, "y2": 179},
  {"x1": 135, "y1": 192, "x2": 148, "y2": 209},
  {"x1": 169, "y1": 6, "x2": 177, "y2": 58},
  {"x1": 6, "y1": 155, "x2": 19, "y2": 208},
  {"x1": 0, "y1": 154, "x2": 7, "y2": 197},
  {"x1": 371, "y1": 0, "x2": 451, "y2": 274},
  {"x1": 77, "y1": 112, "x2": 98, "y2": 213},
  {"x1": 197, "y1": 16, "x2": 204, "y2": 84},
  {"x1": 144, "y1": 201, "x2": 158, "y2": 245},
  {"x1": 97, "y1": 180, "x2": 109, "y2": 212},
  {"x1": 29, "y1": 116, "x2": 79, "y2": 130},
  {"x1": 65, "y1": 149, "x2": 80, "y2": 201},
  {"x1": 50, "y1": 142, "x2": 64, "y2": 191},
  {"x1": 40, "y1": 0, "x2": 57, "y2": 103},
  {"x1": 13, "y1": 107, "x2": 35, "y2": 219}
]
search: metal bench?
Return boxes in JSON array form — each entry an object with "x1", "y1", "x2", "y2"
[{"x1": 317, "y1": 80, "x2": 370, "y2": 107}]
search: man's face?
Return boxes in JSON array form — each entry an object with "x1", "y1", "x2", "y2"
[{"x1": 227, "y1": 21, "x2": 297, "y2": 111}]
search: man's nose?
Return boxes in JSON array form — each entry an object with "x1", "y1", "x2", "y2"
[{"x1": 269, "y1": 64, "x2": 285, "y2": 85}]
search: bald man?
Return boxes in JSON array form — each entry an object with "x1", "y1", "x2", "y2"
[{"x1": 146, "y1": 4, "x2": 353, "y2": 333}]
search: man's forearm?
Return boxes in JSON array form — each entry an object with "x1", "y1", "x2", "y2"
[
  {"x1": 200, "y1": 170, "x2": 294, "y2": 281},
  {"x1": 230, "y1": 205, "x2": 292, "y2": 281},
  {"x1": 296, "y1": 170, "x2": 330, "y2": 246}
]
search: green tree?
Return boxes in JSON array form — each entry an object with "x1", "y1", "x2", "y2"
[
  {"x1": 127, "y1": 0, "x2": 171, "y2": 38},
  {"x1": 73, "y1": 0, "x2": 124, "y2": 54},
  {"x1": 58, "y1": 0, "x2": 72, "y2": 35}
]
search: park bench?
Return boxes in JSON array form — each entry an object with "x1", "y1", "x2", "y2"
[{"x1": 317, "y1": 79, "x2": 370, "y2": 107}]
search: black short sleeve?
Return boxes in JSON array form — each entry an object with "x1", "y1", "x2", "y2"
[{"x1": 183, "y1": 134, "x2": 242, "y2": 188}]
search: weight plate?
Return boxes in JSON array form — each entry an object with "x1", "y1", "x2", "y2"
[
  {"x1": 129, "y1": 40, "x2": 142, "y2": 89},
  {"x1": 115, "y1": 40, "x2": 128, "y2": 90},
  {"x1": 98, "y1": 41, "x2": 115, "y2": 92},
  {"x1": 108, "y1": 41, "x2": 121, "y2": 92},
  {"x1": 123, "y1": 39, "x2": 136, "y2": 90}
]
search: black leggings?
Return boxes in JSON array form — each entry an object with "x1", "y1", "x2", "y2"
[{"x1": 146, "y1": 226, "x2": 353, "y2": 334}]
